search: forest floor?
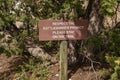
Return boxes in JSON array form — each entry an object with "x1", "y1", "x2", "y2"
[
  {"x1": 0, "y1": 54, "x2": 111, "y2": 80},
  {"x1": 47, "y1": 62, "x2": 109, "y2": 80}
]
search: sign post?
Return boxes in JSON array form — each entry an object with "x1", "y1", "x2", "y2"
[
  {"x1": 39, "y1": 20, "x2": 88, "y2": 80},
  {"x1": 59, "y1": 41, "x2": 68, "y2": 80}
]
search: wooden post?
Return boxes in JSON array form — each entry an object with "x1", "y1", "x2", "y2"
[{"x1": 59, "y1": 41, "x2": 68, "y2": 80}]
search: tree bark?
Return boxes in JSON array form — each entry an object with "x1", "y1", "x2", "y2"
[
  {"x1": 80, "y1": 0, "x2": 104, "y2": 63},
  {"x1": 68, "y1": 0, "x2": 104, "y2": 65},
  {"x1": 87, "y1": 0, "x2": 104, "y2": 35}
]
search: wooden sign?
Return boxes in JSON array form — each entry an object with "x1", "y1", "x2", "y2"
[{"x1": 39, "y1": 20, "x2": 88, "y2": 41}]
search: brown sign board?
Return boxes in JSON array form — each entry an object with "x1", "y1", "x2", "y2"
[{"x1": 39, "y1": 20, "x2": 89, "y2": 41}]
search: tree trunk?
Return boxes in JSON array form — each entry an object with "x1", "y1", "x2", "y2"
[
  {"x1": 87, "y1": 0, "x2": 104, "y2": 35},
  {"x1": 78, "y1": 0, "x2": 104, "y2": 64},
  {"x1": 68, "y1": 0, "x2": 104, "y2": 65}
]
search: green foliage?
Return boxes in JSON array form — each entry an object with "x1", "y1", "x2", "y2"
[
  {"x1": 111, "y1": 66, "x2": 120, "y2": 80},
  {"x1": 61, "y1": 0, "x2": 84, "y2": 19},
  {"x1": 0, "y1": 0, "x2": 85, "y2": 56},
  {"x1": 14, "y1": 57, "x2": 50, "y2": 80},
  {"x1": 105, "y1": 56, "x2": 119, "y2": 67},
  {"x1": 98, "y1": 68, "x2": 112, "y2": 79},
  {"x1": 0, "y1": 46, "x2": 4, "y2": 54},
  {"x1": 84, "y1": 24, "x2": 120, "y2": 79},
  {"x1": 104, "y1": 27, "x2": 120, "y2": 55},
  {"x1": 108, "y1": 29, "x2": 120, "y2": 54},
  {"x1": 0, "y1": 0, "x2": 16, "y2": 26},
  {"x1": 4, "y1": 38, "x2": 24, "y2": 56},
  {"x1": 0, "y1": 0, "x2": 38, "y2": 56},
  {"x1": 87, "y1": 36, "x2": 104, "y2": 50},
  {"x1": 101, "y1": 0, "x2": 118, "y2": 16},
  {"x1": 103, "y1": 26, "x2": 120, "y2": 79}
]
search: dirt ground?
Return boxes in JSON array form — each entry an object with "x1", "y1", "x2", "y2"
[
  {"x1": 0, "y1": 54, "x2": 110, "y2": 80},
  {"x1": 47, "y1": 62, "x2": 105, "y2": 80}
]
